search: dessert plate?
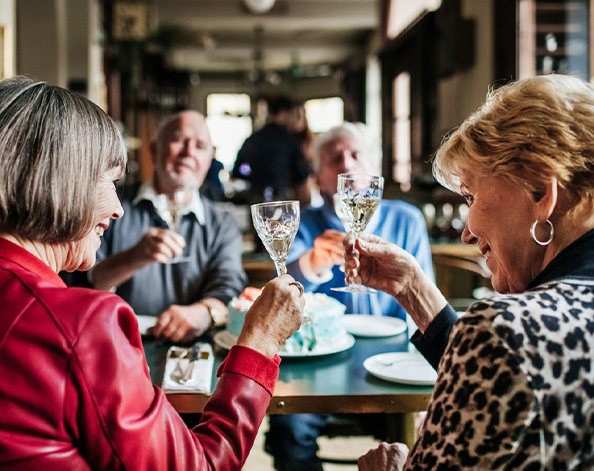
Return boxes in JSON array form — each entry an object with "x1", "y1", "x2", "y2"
[
  {"x1": 137, "y1": 315, "x2": 157, "y2": 336},
  {"x1": 363, "y1": 352, "x2": 437, "y2": 386},
  {"x1": 214, "y1": 330, "x2": 355, "y2": 358},
  {"x1": 343, "y1": 315, "x2": 407, "y2": 337}
]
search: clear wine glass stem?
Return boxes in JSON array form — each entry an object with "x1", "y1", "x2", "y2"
[
  {"x1": 349, "y1": 231, "x2": 361, "y2": 287},
  {"x1": 275, "y1": 261, "x2": 287, "y2": 277}
]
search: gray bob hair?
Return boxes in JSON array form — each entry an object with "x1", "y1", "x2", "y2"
[{"x1": 0, "y1": 76, "x2": 127, "y2": 244}]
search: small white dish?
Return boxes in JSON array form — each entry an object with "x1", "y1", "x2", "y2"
[
  {"x1": 213, "y1": 330, "x2": 355, "y2": 358},
  {"x1": 343, "y1": 315, "x2": 407, "y2": 338},
  {"x1": 137, "y1": 315, "x2": 157, "y2": 336},
  {"x1": 363, "y1": 352, "x2": 437, "y2": 386}
]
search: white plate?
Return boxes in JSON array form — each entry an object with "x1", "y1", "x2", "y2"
[
  {"x1": 343, "y1": 315, "x2": 407, "y2": 338},
  {"x1": 363, "y1": 352, "x2": 437, "y2": 386},
  {"x1": 213, "y1": 330, "x2": 355, "y2": 358},
  {"x1": 137, "y1": 315, "x2": 157, "y2": 336}
]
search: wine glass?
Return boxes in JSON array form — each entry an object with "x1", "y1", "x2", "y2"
[
  {"x1": 155, "y1": 190, "x2": 192, "y2": 263},
  {"x1": 331, "y1": 173, "x2": 383, "y2": 294},
  {"x1": 333, "y1": 193, "x2": 349, "y2": 272},
  {"x1": 333, "y1": 192, "x2": 350, "y2": 231},
  {"x1": 251, "y1": 201, "x2": 300, "y2": 276}
]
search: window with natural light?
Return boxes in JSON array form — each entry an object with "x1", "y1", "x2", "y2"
[
  {"x1": 206, "y1": 94, "x2": 252, "y2": 170},
  {"x1": 386, "y1": 0, "x2": 441, "y2": 39},
  {"x1": 392, "y1": 71, "x2": 411, "y2": 192},
  {"x1": 304, "y1": 97, "x2": 344, "y2": 133}
]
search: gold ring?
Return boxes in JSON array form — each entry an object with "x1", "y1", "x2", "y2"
[{"x1": 289, "y1": 281, "x2": 304, "y2": 297}]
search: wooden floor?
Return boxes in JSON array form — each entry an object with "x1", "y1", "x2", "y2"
[{"x1": 243, "y1": 416, "x2": 380, "y2": 471}]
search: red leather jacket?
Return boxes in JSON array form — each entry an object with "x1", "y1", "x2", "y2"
[{"x1": 0, "y1": 238, "x2": 281, "y2": 470}]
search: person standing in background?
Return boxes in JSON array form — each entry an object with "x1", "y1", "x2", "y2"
[
  {"x1": 288, "y1": 100, "x2": 318, "y2": 205},
  {"x1": 288, "y1": 100, "x2": 315, "y2": 165},
  {"x1": 200, "y1": 153, "x2": 226, "y2": 202},
  {"x1": 232, "y1": 95, "x2": 311, "y2": 206}
]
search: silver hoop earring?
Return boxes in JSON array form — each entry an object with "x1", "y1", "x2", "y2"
[{"x1": 530, "y1": 220, "x2": 554, "y2": 246}]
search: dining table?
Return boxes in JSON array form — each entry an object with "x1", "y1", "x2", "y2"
[{"x1": 144, "y1": 327, "x2": 434, "y2": 448}]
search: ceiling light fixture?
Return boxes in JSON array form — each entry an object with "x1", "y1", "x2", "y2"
[{"x1": 243, "y1": 0, "x2": 276, "y2": 15}]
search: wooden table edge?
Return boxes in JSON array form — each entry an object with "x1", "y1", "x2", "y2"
[{"x1": 166, "y1": 392, "x2": 432, "y2": 415}]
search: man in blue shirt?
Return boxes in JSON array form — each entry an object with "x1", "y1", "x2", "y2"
[{"x1": 266, "y1": 122, "x2": 434, "y2": 471}]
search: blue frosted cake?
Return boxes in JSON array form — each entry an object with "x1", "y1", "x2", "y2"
[{"x1": 227, "y1": 288, "x2": 347, "y2": 353}]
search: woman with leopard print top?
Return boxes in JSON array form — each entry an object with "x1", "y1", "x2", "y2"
[{"x1": 349, "y1": 74, "x2": 594, "y2": 471}]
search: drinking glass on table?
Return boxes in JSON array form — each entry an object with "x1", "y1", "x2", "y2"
[
  {"x1": 251, "y1": 201, "x2": 300, "y2": 276},
  {"x1": 155, "y1": 189, "x2": 192, "y2": 263},
  {"x1": 332, "y1": 173, "x2": 383, "y2": 294}
]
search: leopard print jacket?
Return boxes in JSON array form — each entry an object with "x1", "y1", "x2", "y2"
[{"x1": 407, "y1": 279, "x2": 594, "y2": 471}]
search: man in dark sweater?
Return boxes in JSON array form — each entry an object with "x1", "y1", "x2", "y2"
[
  {"x1": 233, "y1": 95, "x2": 311, "y2": 205},
  {"x1": 83, "y1": 111, "x2": 246, "y2": 343}
]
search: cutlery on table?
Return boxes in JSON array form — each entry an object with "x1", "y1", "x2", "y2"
[
  {"x1": 169, "y1": 348, "x2": 189, "y2": 383},
  {"x1": 178, "y1": 343, "x2": 207, "y2": 384}
]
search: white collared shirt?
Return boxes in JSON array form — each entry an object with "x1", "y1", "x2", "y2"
[{"x1": 133, "y1": 181, "x2": 206, "y2": 226}]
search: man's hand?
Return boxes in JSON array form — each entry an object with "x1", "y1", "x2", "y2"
[
  {"x1": 130, "y1": 227, "x2": 186, "y2": 267},
  {"x1": 358, "y1": 442, "x2": 408, "y2": 471},
  {"x1": 309, "y1": 229, "x2": 346, "y2": 276},
  {"x1": 91, "y1": 228, "x2": 187, "y2": 291},
  {"x1": 149, "y1": 304, "x2": 212, "y2": 344}
]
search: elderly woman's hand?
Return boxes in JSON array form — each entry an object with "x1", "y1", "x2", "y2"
[
  {"x1": 344, "y1": 233, "x2": 447, "y2": 333},
  {"x1": 236, "y1": 275, "x2": 305, "y2": 358},
  {"x1": 344, "y1": 232, "x2": 421, "y2": 298},
  {"x1": 358, "y1": 442, "x2": 408, "y2": 471}
]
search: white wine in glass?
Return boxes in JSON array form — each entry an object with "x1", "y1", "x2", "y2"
[
  {"x1": 251, "y1": 201, "x2": 300, "y2": 276},
  {"x1": 332, "y1": 173, "x2": 383, "y2": 294}
]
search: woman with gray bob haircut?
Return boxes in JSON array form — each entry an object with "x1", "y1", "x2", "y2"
[
  {"x1": 352, "y1": 74, "x2": 594, "y2": 470},
  {"x1": 0, "y1": 76, "x2": 305, "y2": 470},
  {"x1": 0, "y1": 76, "x2": 126, "y2": 249}
]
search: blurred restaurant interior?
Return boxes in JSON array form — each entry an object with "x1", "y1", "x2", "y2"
[
  {"x1": 9, "y1": 0, "x2": 592, "y2": 305},
  {"x1": 4, "y1": 1, "x2": 594, "y2": 469}
]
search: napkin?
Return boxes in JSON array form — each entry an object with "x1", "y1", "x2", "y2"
[{"x1": 162, "y1": 343, "x2": 214, "y2": 394}]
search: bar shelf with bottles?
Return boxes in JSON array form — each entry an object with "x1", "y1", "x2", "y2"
[
  {"x1": 533, "y1": 0, "x2": 589, "y2": 78},
  {"x1": 422, "y1": 189, "x2": 469, "y2": 244}
]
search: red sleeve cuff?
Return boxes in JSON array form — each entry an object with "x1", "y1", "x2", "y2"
[{"x1": 217, "y1": 345, "x2": 281, "y2": 396}]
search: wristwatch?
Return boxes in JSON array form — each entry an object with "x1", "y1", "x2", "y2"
[{"x1": 204, "y1": 303, "x2": 225, "y2": 327}]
